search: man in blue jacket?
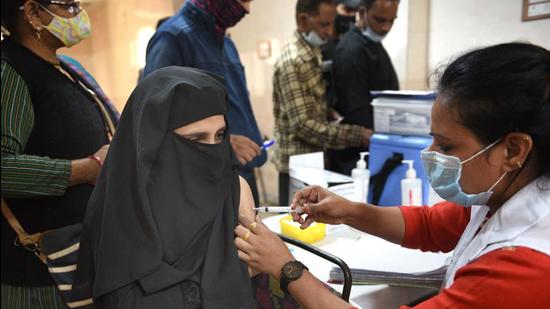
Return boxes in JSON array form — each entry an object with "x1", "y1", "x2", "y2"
[{"x1": 143, "y1": 0, "x2": 266, "y2": 204}]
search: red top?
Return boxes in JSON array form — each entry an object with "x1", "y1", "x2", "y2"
[{"x1": 398, "y1": 202, "x2": 550, "y2": 309}]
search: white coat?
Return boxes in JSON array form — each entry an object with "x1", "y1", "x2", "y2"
[{"x1": 443, "y1": 176, "x2": 550, "y2": 288}]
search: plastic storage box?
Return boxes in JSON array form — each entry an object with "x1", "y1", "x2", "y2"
[
  {"x1": 368, "y1": 133, "x2": 432, "y2": 206},
  {"x1": 370, "y1": 91, "x2": 435, "y2": 137}
]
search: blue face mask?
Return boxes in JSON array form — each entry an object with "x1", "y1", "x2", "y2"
[
  {"x1": 362, "y1": 27, "x2": 385, "y2": 43},
  {"x1": 301, "y1": 31, "x2": 327, "y2": 47},
  {"x1": 421, "y1": 139, "x2": 507, "y2": 207}
]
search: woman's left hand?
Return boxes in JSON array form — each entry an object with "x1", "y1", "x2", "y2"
[{"x1": 234, "y1": 215, "x2": 294, "y2": 280}]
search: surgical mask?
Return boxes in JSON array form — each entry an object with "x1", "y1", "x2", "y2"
[
  {"x1": 362, "y1": 27, "x2": 385, "y2": 43},
  {"x1": 420, "y1": 139, "x2": 508, "y2": 207},
  {"x1": 39, "y1": 4, "x2": 91, "y2": 47},
  {"x1": 301, "y1": 31, "x2": 327, "y2": 47}
]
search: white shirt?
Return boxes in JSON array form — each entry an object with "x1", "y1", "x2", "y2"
[{"x1": 443, "y1": 176, "x2": 550, "y2": 288}]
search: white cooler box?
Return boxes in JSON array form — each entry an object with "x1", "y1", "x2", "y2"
[{"x1": 370, "y1": 90, "x2": 435, "y2": 137}]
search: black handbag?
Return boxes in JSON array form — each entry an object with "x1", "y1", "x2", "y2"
[{"x1": 1, "y1": 198, "x2": 94, "y2": 308}]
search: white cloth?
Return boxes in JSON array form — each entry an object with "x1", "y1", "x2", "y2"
[{"x1": 443, "y1": 176, "x2": 550, "y2": 288}]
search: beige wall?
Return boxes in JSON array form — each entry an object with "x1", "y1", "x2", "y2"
[
  {"x1": 62, "y1": 0, "x2": 175, "y2": 112},
  {"x1": 229, "y1": 1, "x2": 296, "y2": 204}
]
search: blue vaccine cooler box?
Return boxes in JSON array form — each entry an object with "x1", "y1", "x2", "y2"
[{"x1": 368, "y1": 133, "x2": 432, "y2": 206}]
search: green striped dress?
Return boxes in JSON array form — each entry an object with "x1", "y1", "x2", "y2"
[{"x1": 1, "y1": 60, "x2": 70, "y2": 309}]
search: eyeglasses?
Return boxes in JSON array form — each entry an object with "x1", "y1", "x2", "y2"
[
  {"x1": 18, "y1": 1, "x2": 82, "y2": 15},
  {"x1": 43, "y1": 0, "x2": 82, "y2": 15}
]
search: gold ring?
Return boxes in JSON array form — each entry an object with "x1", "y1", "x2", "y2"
[
  {"x1": 248, "y1": 222, "x2": 257, "y2": 231},
  {"x1": 243, "y1": 230, "x2": 251, "y2": 241}
]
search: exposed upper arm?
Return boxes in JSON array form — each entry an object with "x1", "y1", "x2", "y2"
[{"x1": 239, "y1": 176, "x2": 256, "y2": 222}]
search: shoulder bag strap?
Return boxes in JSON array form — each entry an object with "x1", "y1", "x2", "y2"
[{"x1": 1, "y1": 198, "x2": 43, "y2": 247}]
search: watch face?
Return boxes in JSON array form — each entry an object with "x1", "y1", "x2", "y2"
[{"x1": 282, "y1": 261, "x2": 303, "y2": 280}]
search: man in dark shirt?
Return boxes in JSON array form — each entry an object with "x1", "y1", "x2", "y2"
[
  {"x1": 321, "y1": 0, "x2": 362, "y2": 111},
  {"x1": 321, "y1": 0, "x2": 361, "y2": 61},
  {"x1": 143, "y1": 0, "x2": 266, "y2": 204},
  {"x1": 328, "y1": 0, "x2": 400, "y2": 175}
]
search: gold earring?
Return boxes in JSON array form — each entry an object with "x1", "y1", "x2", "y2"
[
  {"x1": 516, "y1": 161, "x2": 522, "y2": 168},
  {"x1": 27, "y1": 19, "x2": 42, "y2": 40}
]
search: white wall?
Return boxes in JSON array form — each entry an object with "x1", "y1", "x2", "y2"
[
  {"x1": 429, "y1": 0, "x2": 550, "y2": 70},
  {"x1": 382, "y1": 0, "x2": 410, "y2": 84}
]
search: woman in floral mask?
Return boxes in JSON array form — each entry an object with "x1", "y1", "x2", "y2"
[
  {"x1": 1, "y1": 1, "x2": 118, "y2": 308},
  {"x1": 234, "y1": 42, "x2": 550, "y2": 308}
]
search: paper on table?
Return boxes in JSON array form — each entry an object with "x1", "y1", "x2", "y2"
[
  {"x1": 321, "y1": 236, "x2": 450, "y2": 272},
  {"x1": 329, "y1": 265, "x2": 447, "y2": 289},
  {"x1": 324, "y1": 236, "x2": 450, "y2": 289},
  {"x1": 289, "y1": 151, "x2": 324, "y2": 170}
]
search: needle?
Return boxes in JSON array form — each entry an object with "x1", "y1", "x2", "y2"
[{"x1": 253, "y1": 206, "x2": 304, "y2": 214}]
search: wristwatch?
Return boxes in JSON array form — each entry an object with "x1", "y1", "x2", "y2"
[{"x1": 280, "y1": 260, "x2": 308, "y2": 294}]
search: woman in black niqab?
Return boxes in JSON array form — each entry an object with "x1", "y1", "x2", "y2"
[{"x1": 75, "y1": 66, "x2": 254, "y2": 308}]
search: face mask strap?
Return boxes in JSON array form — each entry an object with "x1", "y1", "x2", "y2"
[
  {"x1": 461, "y1": 137, "x2": 502, "y2": 165},
  {"x1": 487, "y1": 171, "x2": 508, "y2": 194},
  {"x1": 37, "y1": 3, "x2": 60, "y2": 18}
]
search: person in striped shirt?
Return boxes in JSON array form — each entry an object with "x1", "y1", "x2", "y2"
[
  {"x1": 272, "y1": 0, "x2": 374, "y2": 206},
  {"x1": 1, "y1": 1, "x2": 117, "y2": 308}
]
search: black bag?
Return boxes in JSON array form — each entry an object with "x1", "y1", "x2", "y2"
[{"x1": 1, "y1": 198, "x2": 94, "y2": 308}]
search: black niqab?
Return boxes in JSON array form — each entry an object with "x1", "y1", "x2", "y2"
[{"x1": 75, "y1": 66, "x2": 253, "y2": 308}]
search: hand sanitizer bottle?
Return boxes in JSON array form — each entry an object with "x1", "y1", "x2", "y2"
[
  {"x1": 401, "y1": 160, "x2": 422, "y2": 206},
  {"x1": 351, "y1": 152, "x2": 370, "y2": 203}
]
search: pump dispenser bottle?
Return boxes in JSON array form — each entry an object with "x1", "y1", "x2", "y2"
[
  {"x1": 351, "y1": 152, "x2": 370, "y2": 203},
  {"x1": 401, "y1": 160, "x2": 422, "y2": 206}
]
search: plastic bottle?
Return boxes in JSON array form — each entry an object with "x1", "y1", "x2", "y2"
[
  {"x1": 351, "y1": 152, "x2": 370, "y2": 203},
  {"x1": 401, "y1": 160, "x2": 422, "y2": 206}
]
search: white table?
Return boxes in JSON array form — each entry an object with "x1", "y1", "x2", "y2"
[{"x1": 262, "y1": 214, "x2": 450, "y2": 309}]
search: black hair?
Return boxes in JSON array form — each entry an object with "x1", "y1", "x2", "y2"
[
  {"x1": 362, "y1": 0, "x2": 399, "y2": 10},
  {"x1": 2, "y1": 0, "x2": 25, "y2": 35},
  {"x1": 296, "y1": 0, "x2": 336, "y2": 16},
  {"x1": 436, "y1": 42, "x2": 550, "y2": 177},
  {"x1": 1, "y1": 0, "x2": 48, "y2": 37}
]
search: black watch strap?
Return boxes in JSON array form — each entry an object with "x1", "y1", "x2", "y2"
[{"x1": 280, "y1": 260, "x2": 308, "y2": 294}]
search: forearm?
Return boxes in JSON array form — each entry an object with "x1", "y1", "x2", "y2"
[
  {"x1": 1, "y1": 154, "x2": 71, "y2": 197},
  {"x1": 287, "y1": 271, "x2": 350, "y2": 309},
  {"x1": 295, "y1": 120, "x2": 364, "y2": 149},
  {"x1": 69, "y1": 157, "x2": 101, "y2": 186},
  {"x1": 345, "y1": 203, "x2": 405, "y2": 245}
]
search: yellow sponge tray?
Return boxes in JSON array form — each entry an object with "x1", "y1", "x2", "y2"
[{"x1": 279, "y1": 215, "x2": 326, "y2": 244}]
